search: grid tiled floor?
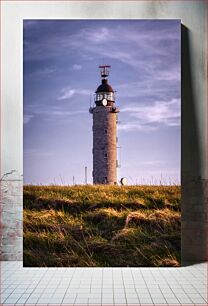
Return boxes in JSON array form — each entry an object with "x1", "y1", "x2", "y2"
[{"x1": 0, "y1": 261, "x2": 207, "y2": 305}]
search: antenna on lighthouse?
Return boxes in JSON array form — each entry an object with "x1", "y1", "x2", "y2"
[
  {"x1": 85, "y1": 166, "x2": 88, "y2": 185},
  {"x1": 99, "y1": 65, "x2": 111, "y2": 79}
]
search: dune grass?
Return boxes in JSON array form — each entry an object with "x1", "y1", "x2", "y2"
[{"x1": 23, "y1": 184, "x2": 181, "y2": 267}]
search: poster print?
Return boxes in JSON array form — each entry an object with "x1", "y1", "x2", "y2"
[{"x1": 23, "y1": 19, "x2": 181, "y2": 267}]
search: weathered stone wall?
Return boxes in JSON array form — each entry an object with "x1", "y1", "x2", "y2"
[
  {"x1": 92, "y1": 106, "x2": 118, "y2": 185},
  {"x1": 181, "y1": 20, "x2": 208, "y2": 264},
  {"x1": 181, "y1": 177, "x2": 208, "y2": 263},
  {"x1": 0, "y1": 171, "x2": 23, "y2": 260}
]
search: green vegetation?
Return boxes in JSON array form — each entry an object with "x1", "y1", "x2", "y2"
[{"x1": 23, "y1": 185, "x2": 181, "y2": 267}]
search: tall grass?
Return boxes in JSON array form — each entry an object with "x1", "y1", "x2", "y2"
[{"x1": 24, "y1": 185, "x2": 181, "y2": 267}]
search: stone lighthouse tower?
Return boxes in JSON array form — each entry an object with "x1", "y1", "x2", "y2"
[{"x1": 89, "y1": 65, "x2": 119, "y2": 185}]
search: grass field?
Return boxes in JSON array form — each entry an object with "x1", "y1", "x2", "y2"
[{"x1": 23, "y1": 185, "x2": 181, "y2": 267}]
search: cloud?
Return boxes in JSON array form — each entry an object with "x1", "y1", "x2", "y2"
[
  {"x1": 23, "y1": 21, "x2": 180, "y2": 122},
  {"x1": 155, "y1": 69, "x2": 180, "y2": 82},
  {"x1": 49, "y1": 110, "x2": 86, "y2": 116},
  {"x1": 115, "y1": 77, "x2": 180, "y2": 100},
  {"x1": 58, "y1": 89, "x2": 75, "y2": 100},
  {"x1": 118, "y1": 122, "x2": 157, "y2": 132},
  {"x1": 119, "y1": 98, "x2": 180, "y2": 132},
  {"x1": 24, "y1": 103, "x2": 86, "y2": 123},
  {"x1": 23, "y1": 21, "x2": 180, "y2": 77},
  {"x1": 73, "y1": 23, "x2": 180, "y2": 75},
  {"x1": 58, "y1": 87, "x2": 91, "y2": 100},
  {"x1": 24, "y1": 21, "x2": 180, "y2": 131},
  {"x1": 24, "y1": 114, "x2": 34, "y2": 124},
  {"x1": 72, "y1": 64, "x2": 82, "y2": 71},
  {"x1": 86, "y1": 27, "x2": 110, "y2": 43},
  {"x1": 124, "y1": 160, "x2": 169, "y2": 167},
  {"x1": 24, "y1": 148, "x2": 54, "y2": 157},
  {"x1": 139, "y1": 160, "x2": 167, "y2": 166},
  {"x1": 25, "y1": 67, "x2": 56, "y2": 78},
  {"x1": 34, "y1": 68, "x2": 55, "y2": 75}
]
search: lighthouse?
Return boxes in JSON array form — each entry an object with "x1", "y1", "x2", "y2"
[{"x1": 89, "y1": 65, "x2": 119, "y2": 185}]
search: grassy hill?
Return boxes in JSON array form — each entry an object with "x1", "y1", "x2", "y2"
[{"x1": 23, "y1": 185, "x2": 181, "y2": 267}]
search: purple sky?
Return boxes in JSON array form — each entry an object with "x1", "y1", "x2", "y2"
[{"x1": 23, "y1": 20, "x2": 181, "y2": 185}]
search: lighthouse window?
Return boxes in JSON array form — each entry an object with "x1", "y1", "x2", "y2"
[
  {"x1": 96, "y1": 94, "x2": 102, "y2": 101},
  {"x1": 105, "y1": 129, "x2": 107, "y2": 134},
  {"x1": 106, "y1": 92, "x2": 114, "y2": 101},
  {"x1": 95, "y1": 92, "x2": 115, "y2": 102},
  {"x1": 104, "y1": 153, "x2": 108, "y2": 158}
]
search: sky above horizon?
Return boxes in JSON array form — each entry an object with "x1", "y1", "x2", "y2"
[{"x1": 24, "y1": 19, "x2": 181, "y2": 185}]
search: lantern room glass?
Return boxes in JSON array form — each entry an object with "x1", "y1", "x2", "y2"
[{"x1": 95, "y1": 92, "x2": 114, "y2": 102}]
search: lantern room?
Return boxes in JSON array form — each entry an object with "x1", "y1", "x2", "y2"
[{"x1": 94, "y1": 65, "x2": 115, "y2": 106}]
